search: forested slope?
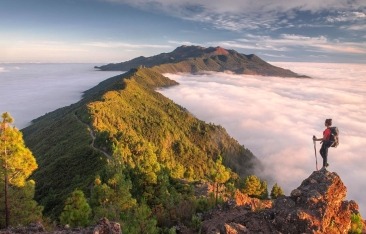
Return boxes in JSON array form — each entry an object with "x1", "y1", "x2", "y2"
[{"x1": 22, "y1": 68, "x2": 259, "y2": 220}]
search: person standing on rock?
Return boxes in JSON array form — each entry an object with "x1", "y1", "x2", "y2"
[{"x1": 313, "y1": 119, "x2": 333, "y2": 168}]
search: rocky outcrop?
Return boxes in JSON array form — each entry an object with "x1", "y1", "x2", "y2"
[
  {"x1": 93, "y1": 218, "x2": 121, "y2": 234},
  {"x1": 202, "y1": 168, "x2": 365, "y2": 233},
  {"x1": 233, "y1": 190, "x2": 272, "y2": 211}
]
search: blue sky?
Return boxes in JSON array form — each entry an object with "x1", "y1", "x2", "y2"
[{"x1": 1, "y1": 0, "x2": 365, "y2": 63}]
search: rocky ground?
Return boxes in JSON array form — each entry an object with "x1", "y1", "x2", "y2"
[
  {"x1": 201, "y1": 168, "x2": 366, "y2": 234},
  {"x1": 0, "y1": 218, "x2": 121, "y2": 234},
  {"x1": 1, "y1": 169, "x2": 365, "y2": 234}
]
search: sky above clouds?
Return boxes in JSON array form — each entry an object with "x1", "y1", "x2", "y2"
[{"x1": 0, "y1": 0, "x2": 365, "y2": 63}]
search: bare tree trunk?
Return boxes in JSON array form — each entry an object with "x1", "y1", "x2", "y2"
[
  {"x1": 4, "y1": 169, "x2": 9, "y2": 228},
  {"x1": 215, "y1": 182, "x2": 219, "y2": 206},
  {"x1": 4, "y1": 145, "x2": 9, "y2": 228}
]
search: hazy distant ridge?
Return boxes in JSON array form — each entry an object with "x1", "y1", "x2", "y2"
[{"x1": 95, "y1": 45, "x2": 308, "y2": 78}]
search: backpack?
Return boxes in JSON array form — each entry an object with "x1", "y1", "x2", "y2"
[{"x1": 329, "y1": 127, "x2": 339, "y2": 148}]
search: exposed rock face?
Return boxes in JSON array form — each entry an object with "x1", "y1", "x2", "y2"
[
  {"x1": 272, "y1": 168, "x2": 359, "y2": 233},
  {"x1": 93, "y1": 218, "x2": 121, "y2": 234},
  {"x1": 233, "y1": 190, "x2": 272, "y2": 211},
  {"x1": 202, "y1": 169, "x2": 365, "y2": 233}
]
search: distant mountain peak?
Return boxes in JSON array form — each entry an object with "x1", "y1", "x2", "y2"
[
  {"x1": 172, "y1": 45, "x2": 229, "y2": 56},
  {"x1": 95, "y1": 45, "x2": 309, "y2": 78},
  {"x1": 213, "y1": 46, "x2": 229, "y2": 55}
]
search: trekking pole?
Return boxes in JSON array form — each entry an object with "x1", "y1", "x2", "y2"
[{"x1": 312, "y1": 136, "x2": 318, "y2": 171}]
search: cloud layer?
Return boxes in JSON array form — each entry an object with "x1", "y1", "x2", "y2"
[
  {"x1": 107, "y1": 0, "x2": 366, "y2": 31},
  {"x1": 160, "y1": 62, "x2": 366, "y2": 216},
  {"x1": 0, "y1": 64, "x2": 121, "y2": 128}
]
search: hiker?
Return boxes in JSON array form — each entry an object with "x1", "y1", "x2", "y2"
[{"x1": 313, "y1": 119, "x2": 333, "y2": 168}]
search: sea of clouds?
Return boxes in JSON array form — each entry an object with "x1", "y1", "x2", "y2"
[
  {"x1": 0, "y1": 63, "x2": 121, "y2": 128},
  {"x1": 0, "y1": 62, "x2": 365, "y2": 216},
  {"x1": 160, "y1": 62, "x2": 366, "y2": 216}
]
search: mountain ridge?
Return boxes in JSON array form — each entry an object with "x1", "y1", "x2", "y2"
[
  {"x1": 22, "y1": 67, "x2": 259, "y2": 218},
  {"x1": 95, "y1": 45, "x2": 309, "y2": 78}
]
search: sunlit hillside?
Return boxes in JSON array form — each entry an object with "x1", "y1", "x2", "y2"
[{"x1": 22, "y1": 67, "x2": 258, "y2": 223}]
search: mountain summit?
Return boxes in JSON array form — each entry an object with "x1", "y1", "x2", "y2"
[{"x1": 95, "y1": 45, "x2": 308, "y2": 78}]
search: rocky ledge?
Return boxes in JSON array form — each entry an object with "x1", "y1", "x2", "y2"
[{"x1": 202, "y1": 168, "x2": 366, "y2": 233}]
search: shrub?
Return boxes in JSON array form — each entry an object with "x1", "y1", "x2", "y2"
[
  {"x1": 59, "y1": 189, "x2": 91, "y2": 227},
  {"x1": 270, "y1": 183, "x2": 284, "y2": 199},
  {"x1": 349, "y1": 213, "x2": 363, "y2": 234},
  {"x1": 242, "y1": 175, "x2": 268, "y2": 199}
]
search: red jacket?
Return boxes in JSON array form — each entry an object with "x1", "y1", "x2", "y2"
[{"x1": 323, "y1": 128, "x2": 331, "y2": 141}]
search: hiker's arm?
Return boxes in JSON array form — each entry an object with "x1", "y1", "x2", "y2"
[{"x1": 313, "y1": 136, "x2": 323, "y2": 141}]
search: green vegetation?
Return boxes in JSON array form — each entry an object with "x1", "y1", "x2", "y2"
[
  {"x1": 0, "y1": 179, "x2": 43, "y2": 228},
  {"x1": 241, "y1": 175, "x2": 268, "y2": 199},
  {"x1": 21, "y1": 67, "x2": 262, "y2": 231},
  {"x1": 90, "y1": 161, "x2": 137, "y2": 221},
  {"x1": 210, "y1": 156, "x2": 231, "y2": 204},
  {"x1": 23, "y1": 106, "x2": 108, "y2": 218},
  {"x1": 349, "y1": 213, "x2": 364, "y2": 234},
  {"x1": 22, "y1": 68, "x2": 258, "y2": 219},
  {"x1": 60, "y1": 189, "x2": 92, "y2": 227},
  {"x1": 122, "y1": 201, "x2": 159, "y2": 234},
  {"x1": 270, "y1": 183, "x2": 284, "y2": 199},
  {"x1": 0, "y1": 113, "x2": 42, "y2": 228}
]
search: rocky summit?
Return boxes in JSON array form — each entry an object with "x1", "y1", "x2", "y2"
[{"x1": 202, "y1": 168, "x2": 365, "y2": 234}]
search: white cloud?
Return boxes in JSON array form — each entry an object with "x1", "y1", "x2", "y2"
[
  {"x1": 83, "y1": 41, "x2": 173, "y2": 49},
  {"x1": 260, "y1": 53, "x2": 291, "y2": 58},
  {"x1": 0, "y1": 64, "x2": 121, "y2": 128},
  {"x1": 104, "y1": 0, "x2": 366, "y2": 31},
  {"x1": 326, "y1": 11, "x2": 366, "y2": 23},
  {"x1": 159, "y1": 62, "x2": 366, "y2": 217},
  {"x1": 0, "y1": 67, "x2": 8, "y2": 73},
  {"x1": 210, "y1": 34, "x2": 366, "y2": 55},
  {"x1": 105, "y1": 0, "x2": 365, "y2": 15},
  {"x1": 342, "y1": 24, "x2": 366, "y2": 31},
  {"x1": 168, "y1": 40, "x2": 195, "y2": 46}
]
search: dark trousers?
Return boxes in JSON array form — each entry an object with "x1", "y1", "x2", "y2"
[{"x1": 320, "y1": 141, "x2": 332, "y2": 167}]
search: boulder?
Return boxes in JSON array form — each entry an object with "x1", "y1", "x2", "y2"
[
  {"x1": 202, "y1": 169, "x2": 365, "y2": 233},
  {"x1": 93, "y1": 218, "x2": 121, "y2": 234}
]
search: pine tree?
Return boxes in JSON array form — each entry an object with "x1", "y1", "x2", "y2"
[
  {"x1": 242, "y1": 175, "x2": 268, "y2": 199},
  {"x1": 0, "y1": 180, "x2": 43, "y2": 227},
  {"x1": 0, "y1": 112, "x2": 38, "y2": 228},
  {"x1": 60, "y1": 189, "x2": 91, "y2": 227},
  {"x1": 210, "y1": 156, "x2": 231, "y2": 204},
  {"x1": 122, "y1": 201, "x2": 159, "y2": 234},
  {"x1": 270, "y1": 183, "x2": 284, "y2": 199},
  {"x1": 91, "y1": 173, "x2": 137, "y2": 222}
]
